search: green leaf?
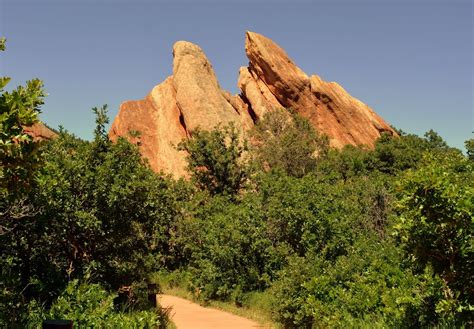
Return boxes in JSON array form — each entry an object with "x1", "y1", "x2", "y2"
[{"x1": 0, "y1": 77, "x2": 11, "y2": 89}]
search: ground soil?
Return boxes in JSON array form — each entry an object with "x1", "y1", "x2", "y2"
[{"x1": 158, "y1": 294, "x2": 264, "y2": 329}]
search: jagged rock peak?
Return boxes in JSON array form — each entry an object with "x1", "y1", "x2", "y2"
[
  {"x1": 109, "y1": 31, "x2": 398, "y2": 177},
  {"x1": 243, "y1": 30, "x2": 397, "y2": 148}
]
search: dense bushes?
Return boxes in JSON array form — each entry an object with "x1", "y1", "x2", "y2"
[
  {"x1": 31, "y1": 123, "x2": 178, "y2": 291},
  {"x1": 176, "y1": 194, "x2": 275, "y2": 301},
  {"x1": 27, "y1": 279, "x2": 166, "y2": 328},
  {"x1": 1, "y1": 107, "x2": 178, "y2": 326},
  {"x1": 164, "y1": 112, "x2": 472, "y2": 327},
  {"x1": 271, "y1": 238, "x2": 443, "y2": 328},
  {"x1": 395, "y1": 152, "x2": 473, "y2": 323}
]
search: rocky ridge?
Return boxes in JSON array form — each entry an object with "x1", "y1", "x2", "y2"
[
  {"x1": 24, "y1": 122, "x2": 57, "y2": 141},
  {"x1": 109, "y1": 31, "x2": 397, "y2": 177}
]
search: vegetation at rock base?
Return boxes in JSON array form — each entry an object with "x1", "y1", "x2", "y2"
[
  {"x1": 1, "y1": 36, "x2": 473, "y2": 328},
  {"x1": 178, "y1": 124, "x2": 249, "y2": 197},
  {"x1": 394, "y1": 152, "x2": 473, "y2": 322},
  {"x1": 27, "y1": 278, "x2": 169, "y2": 328},
  {"x1": 0, "y1": 40, "x2": 172, "y2": 327},
  {"x1": 250, "y1": 108, "x2": 329, "y2": 178},
  {"x1": 1, "y1": 110, "x2": 176, "y2": 327}
]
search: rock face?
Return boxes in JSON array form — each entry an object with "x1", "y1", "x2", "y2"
[
  {"x1": 24, "y1": 122, "x2": 57, "y2": 141},
  {"x1": 109, "y1": 31, "x2": 397, "y2": 177},
  {"x1": 241, "y1": 32, "x2": 396, "y2": 148},
  {"x1": 172, "y1": 41, "x2": 241, "y2": 132},
  {"x1": 109, "y1": 77, "x2": 188, "y2": 178}
]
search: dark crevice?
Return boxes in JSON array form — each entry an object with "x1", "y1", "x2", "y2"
[
  {"x1": 239, "y1": 93, "x2": 258, "y2": 123},
  {"x1": 175, "y1": 102, "x2": 189, "y2": 138},
  {"x1": 225, "y1": 93, "x2": 242, "y2": 116},
  {"x1": 179, "y1": 111, "x2": 187, "y2": 131},
  {"x1": 314, "y1": 91, "x2": 332, "y2": 104}
]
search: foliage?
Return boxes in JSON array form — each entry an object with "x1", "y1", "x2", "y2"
[
  {"x1": 178, "y1": 124, "x2": 248, "y2": 196},
  {"x1": 170, "y1": 167, "x2": 396, "y2": 307},
  {"x1": 371, "y1": 130, "x2": 456, "y2": 174},
  {"x1": 0, "y1": 37, "x2": 46, "y2": 238},
  {"x1": 0, "y1": 37, "x2": 46, "y2": 193},
  {"x1": 257, "y1": 170, "x2": 393, "y2": 257},
  {"x1": 27, "y1": 279, "x2": 165, "y2": 328},
  {"x1": 33, "y1": 118, "x2": 177, "y2": 288},
  {"x1": 174, "y1": 194, "x2": 281, "y2": 302},
  {"x1": 271, "y1": 238, "x2": 442, "y2": 328},
  {"x1": 250, "y1": 109, "x2": 329, "y2": 177},
  {"x1": 395, "y1": 152, "x2": 473, "y2": 322},
  {"x1": 466, "y1": 138, "x2": 474, "y2": 160},
  {"x1": 1, "y1": 109, "x2": 179, "y2": 325},
  {"x1": 0, "y1": 37, "x2": 48, "y2": 326},
  {"x1": 316, "y1": 144, "x2": 373, "y2": 180},
  {"x1": 169, "y1": 125, "x2": 472, "y2": 327},
  {"x1": 314, "y1": 130, "x2": 458, "y2": 183}
]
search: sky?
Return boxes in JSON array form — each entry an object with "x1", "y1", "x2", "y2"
[{"x1": 1, "y1": 0, "x2": 472, "y2": 150}]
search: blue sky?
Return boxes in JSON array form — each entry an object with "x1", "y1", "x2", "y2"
[{"x1": 1, "y1": 0, "x2": 472, "y2": 149}]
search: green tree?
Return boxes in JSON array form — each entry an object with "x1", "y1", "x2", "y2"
[
  {"x1": 0, "y1": 38, "x2": 46, "y2": 193},
  {"x1": 0, "y1": 38, "x2": 47, "y2": 236},
  {"x1": 1, "y1": 109, "x2": 179, "y2": 325},
  {"x1": 178, "y1": 124, "x2": 248, "y2": 196},
  {"x1": 250, "y1": 109, "x2": 329, "y2": 177},
  {"x1": 465, "y1": 138, "x2": 474, "y2": 160},
  {"x1": 92, "y1": 105, "x2": 110, "y2": 157},
  {"x1": 395, "y1": 152, "x2": 473, "y2": 322},
  {"x1": 372, "y1": 130, "x2": 457, "y2": 174},
  {"x1": 31, "y1": 110, "x2": 178, "y2": 291},
  {"x1": 0, "y1": 37, "x2": 49, "y2": 326},
  {"x1": 316, "y1": 144, "x2": 373, "y2": 180}
]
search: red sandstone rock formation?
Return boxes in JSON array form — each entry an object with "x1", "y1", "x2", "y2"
[
  {"x1": 242, "y1": 31, "x2": 396, "y2": 148},
  {"x1": 109, "y1": 31, "x2": 397, "y2": 177},
  {"x1": 109, "y1": 77, "x2": 188, "y2": 178},
  {"x1": 23, "y1": 122, "x2": 57, "y2": 141}
]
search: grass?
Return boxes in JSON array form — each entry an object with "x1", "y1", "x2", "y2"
[{"x1": 150, "y1": 271, "x2": 278, "y2": 328}]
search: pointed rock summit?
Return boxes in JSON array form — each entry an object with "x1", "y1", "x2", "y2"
[
  {"x1": 242, "y1": 31, "x2": 396, "y2": 148},
  {"x1": 109, "y1": 31, "x2": 397, "y2": 177},
  {"x1": 171, "y1": 41, "x2": 243, "y2": 132}
]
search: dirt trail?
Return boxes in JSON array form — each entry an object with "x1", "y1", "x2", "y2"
[{"x1": 158, "y1": 294, "x2": 262, "y2": 329}]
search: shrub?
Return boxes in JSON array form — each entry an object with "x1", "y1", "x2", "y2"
[
  {"x1": 0, "y1": 37, "x2": 48, "y2": 325},
  {"x1": 250, "y1": 109, "x2": 329, "y2": 177},
  {"x1": 1, "y1": 109, "x2": 180, "y2": 325},
  {"x1": 395, "y1": 152, "x2": 473, "y2": 323},
  {"x1": 271, "y1": 237, "x2": 436, "y2": 328},
  {"x1": 372, "y1": 130, "x2": 456, "y2": 174},
  {"x1": 174, "y1": 194, "x2": 281, "y2": 302},
  {"x1": 178, "y1": 124, "x2": 248, "y2": 196},
  {"x1": 27, "y1": 279, "x2": 166, "y2": 328}
]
